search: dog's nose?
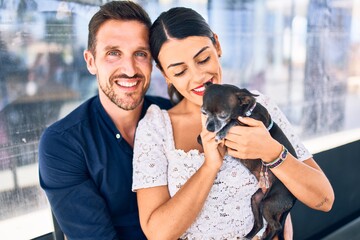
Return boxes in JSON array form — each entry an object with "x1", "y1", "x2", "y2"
[{"x1": 206, "y1": 122, "x2": 215, "y2": 132}]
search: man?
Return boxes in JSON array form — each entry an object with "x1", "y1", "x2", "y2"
[{"x1": 38, "y1": 1, "x2": 171, "y2": 239}]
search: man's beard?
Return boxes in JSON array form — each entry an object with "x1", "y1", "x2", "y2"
[{"x1": 99, "y1": 82, "x2": 146, "y2": 111}]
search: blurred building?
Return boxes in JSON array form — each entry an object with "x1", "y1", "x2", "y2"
[{"x1": 0, "y1": 0, "x2": 359, "y2": 239}]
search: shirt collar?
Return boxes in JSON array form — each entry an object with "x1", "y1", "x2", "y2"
[{"x1": 94, "y1": 95, "x2": 152, "y2": 140}]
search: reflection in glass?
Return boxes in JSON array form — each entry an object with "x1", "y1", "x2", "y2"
[{"x1": 0, "y1": 0, "x2": 359, "y2": 239}]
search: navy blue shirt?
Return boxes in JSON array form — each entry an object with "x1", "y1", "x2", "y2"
[{"x1": 39, "y1": 95, "x2": 172, "y2": 240}]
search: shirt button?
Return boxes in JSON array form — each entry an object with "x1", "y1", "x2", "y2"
[{"x1": 116, "y1": 133, "x2": 121, "y2": 139}]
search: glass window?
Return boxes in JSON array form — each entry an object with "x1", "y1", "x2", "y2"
[{"x1": 0, "y1": 0, "x2": 359, "y2": 239}]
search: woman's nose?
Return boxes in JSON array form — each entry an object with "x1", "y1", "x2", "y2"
[{"x1": 191, "y1": 67, "x2": 206, "y2": 83}]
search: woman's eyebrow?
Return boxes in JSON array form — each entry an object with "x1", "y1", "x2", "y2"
[
  {"x1": 167, "y1": 46, "x2": 210, "y2": 69},
  {"x1": 193, "y1": 46, "x2": 209, "y2": 59},
  {"x1": 167, "y1": 62, "x2": 184, "y2": 69}
]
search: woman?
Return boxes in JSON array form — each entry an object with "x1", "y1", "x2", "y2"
[{"x1": 132, "y1": 7, "x2": 334, "y2": 240}]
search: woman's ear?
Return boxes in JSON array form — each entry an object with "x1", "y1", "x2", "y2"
[
  {"x1": 156, "y1": 64, "x2": 172, "y2": 86},
  {"x1": 213, "y1": 33, "x2": 222, "y2": 57},
  {"x1": 164, "y1": 75, "x2": 172, "y2": 86},
  {"x1": 84, "y1": 50, "x2": 97, "y2": 75}
]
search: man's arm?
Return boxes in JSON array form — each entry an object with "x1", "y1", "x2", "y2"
[{"x1": 39, "y1": 129, "x2": 118, "y2": 240}]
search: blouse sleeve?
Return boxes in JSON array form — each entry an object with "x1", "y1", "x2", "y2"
[
  {"x1": 254, "y1": 91, "x2": 312, "y2": 161},
  {"x1": 132, "y1": 105, "x2": 169, "y2": 191}
]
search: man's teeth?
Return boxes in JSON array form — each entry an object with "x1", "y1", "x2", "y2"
[
  {"x1": 193, "y1": 86, "x2": 205, "y2": 92},
  {"x1": 117, "y1": 81, "x2": 137, "y2": 87}
]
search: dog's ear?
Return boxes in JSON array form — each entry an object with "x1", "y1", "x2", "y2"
[
  {"x1": 236, "y1": 90, "x2": 257, "y2": 116},
  {"x1": 236, "y1": 93, "x2": 253, "y2": 106},
  {"x1": 240, "y1": 88, "x2": 259, "y2": 98}
]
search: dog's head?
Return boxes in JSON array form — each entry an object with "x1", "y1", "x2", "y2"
[{"x1": 201, "y1": 82, "x2": 258, "y2": 134}]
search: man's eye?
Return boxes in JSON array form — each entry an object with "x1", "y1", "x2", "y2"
[
  {"x1": 108, "y1": 51, "x2": 120, "y2": 56},
  {"x1": 135, "y1": 52, "x2": 147, "y2": 57}
]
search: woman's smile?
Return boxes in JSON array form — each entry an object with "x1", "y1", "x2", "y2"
[{"x1": 192, "y1": 80, "x2": 213, "y2": 96}]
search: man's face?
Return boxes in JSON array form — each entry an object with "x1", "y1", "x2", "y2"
[{"x1": 84, "y1": 20, "x2": 152, "y2": 110}]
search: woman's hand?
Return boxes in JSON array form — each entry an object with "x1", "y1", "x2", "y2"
[
  {"x1": 200, "y1": 114, "x2": 226, "y2": 170},
  {"x1": 224, "y1": 117, "x2": 282, "y2": 162},
  {"x1": 225, "y1": 118, "x2": 334, "y2": 212}
]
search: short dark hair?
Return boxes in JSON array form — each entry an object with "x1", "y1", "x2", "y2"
[
  {"x1": 87, "y1": 1, "x2": 151, "y2": 55},
  {"x1": 150, "y1": 7, "x2": 215, "y2": 104}
]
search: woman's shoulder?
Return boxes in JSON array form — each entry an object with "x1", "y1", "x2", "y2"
[
  {"x1": 143, "y1": 104, "x2": 166, "y2": 116},
  {"x1": 250, "y1": 90, "x2": 279, "y2": 112},
  {"x1": 250, "y1": 89, "x2": 267, "y2": 104},
  {"x1": 139, "y1": 104, "x2": 169, "y2": 129}
]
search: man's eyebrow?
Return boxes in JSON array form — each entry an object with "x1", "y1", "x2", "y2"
[
  {"x1": 138, "y1": 46, "x2": 151, "y2": 51},
  {"x1": 167, "y1": 46, "x2": 210, "y2": 69},
  {"x1": 104, "y1": 45, "x2": 119, "y2": 51},
  {"x1": 103, "y1": 45, "x2": 150, "y2": 52}
]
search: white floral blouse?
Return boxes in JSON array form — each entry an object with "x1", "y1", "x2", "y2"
[{"x1": 132, "y1": 92, "x2": 311, "y2": 240}]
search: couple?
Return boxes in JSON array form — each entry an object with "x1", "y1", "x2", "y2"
[{"x1": 38, "y1": 1, "x2": 334, "y2": 240}]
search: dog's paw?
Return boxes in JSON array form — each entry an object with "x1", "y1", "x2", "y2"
[
  {"x1": 215, "y1": 135, "x2": 225, "y2": 146},
  {"x1": 215, "y1": 133, "x2": 226, "y2": 141}
]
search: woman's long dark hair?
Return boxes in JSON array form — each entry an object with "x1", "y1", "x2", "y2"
[{"x1": 150, "y1": 7, "x2": 216, "y2": 104}]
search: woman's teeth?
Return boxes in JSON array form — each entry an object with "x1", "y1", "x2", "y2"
[{"x1": 193, "y1": 86, "x2": 205, "y2": 92}]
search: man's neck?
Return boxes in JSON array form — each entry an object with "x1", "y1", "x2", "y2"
[{"x1": 100, "y1": 95, "x2": 143, "y2": 147}]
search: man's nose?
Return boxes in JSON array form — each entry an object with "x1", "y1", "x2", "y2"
[{"x1": 120, "y1": 56, "x2": 137, "y2": 77}]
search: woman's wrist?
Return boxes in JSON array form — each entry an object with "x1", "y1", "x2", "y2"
[
  {"x1": 262, "y1": 142, "x2": 283, "y2": 163},
  {"x1": 262, "y1": 145, "x2": 288, "y2": 169},
  {"x1": 202, "y1": 158, "x2": 222, "y2": 173}
]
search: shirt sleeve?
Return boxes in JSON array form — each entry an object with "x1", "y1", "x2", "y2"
[
  {"x1": 132, "y1": 105, "x2": 169, "y2": 191},
  {"x1": 254, "y1": 91, "x2": 312, "y2": 161},
  {"x1": 38, "y1": 129, "x2": 118, "y2": 240}
]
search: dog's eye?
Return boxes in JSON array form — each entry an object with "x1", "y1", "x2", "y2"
[
  {"x1": 218, "y1": 112, "x2": 228, "y2": 119},
  {"x1": 201, "y1": 108, "x2": 208, "y2": 116}
]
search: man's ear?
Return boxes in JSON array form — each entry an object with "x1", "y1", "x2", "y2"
[
  {"x1": 213, "y1": 33, "x2": 222, "y2": 57},
  {"x1": 84, "y1": 50, "x2": 97, "y2": 75}
]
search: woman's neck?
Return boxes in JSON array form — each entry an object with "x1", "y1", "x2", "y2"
[
  {"x1": 168, "y1": 98, "x2": 203, "y2": 152},
  {"x1": 169, "y1": 98, "x2": 201, "y2": 116}
]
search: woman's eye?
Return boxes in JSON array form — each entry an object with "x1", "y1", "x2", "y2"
[
  {"x1": 174, "y1": 69, "x2": 186, "y2": 77},
  {"x1": 199, "y1": 56, "x2": 210, "y2": 64}
]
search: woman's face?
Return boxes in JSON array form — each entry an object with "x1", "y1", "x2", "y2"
[{"x1": 158, "y1": 35, "x2": 222, "y2": 106}]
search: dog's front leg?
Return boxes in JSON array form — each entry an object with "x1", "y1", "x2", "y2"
[{"x1": 215, "y1": 120, "x2": 238, "y2": 141}]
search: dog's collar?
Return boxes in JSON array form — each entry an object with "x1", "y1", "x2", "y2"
[
  {"x1": 245, "y1": 102, "x2": 257, "y2": 117},
  {"x1": 245, "y1": 102, "x2": 274, "y2": 131}
]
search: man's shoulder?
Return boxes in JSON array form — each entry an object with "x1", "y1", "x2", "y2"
[
  {"x1": 44, "y1": 96, "x2": 98, "y2": 134},
  {"x1": 144, "y1": 95, "x2": 172, "y2": 110}
]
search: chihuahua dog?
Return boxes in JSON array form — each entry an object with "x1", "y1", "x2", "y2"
[{"x1": 199, "y1": 82, "x2": 297, "y2": 240}]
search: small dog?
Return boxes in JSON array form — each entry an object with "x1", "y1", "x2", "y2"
[{"x1": 199, "y1": 82, "x2": 297, "y2": 240}]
